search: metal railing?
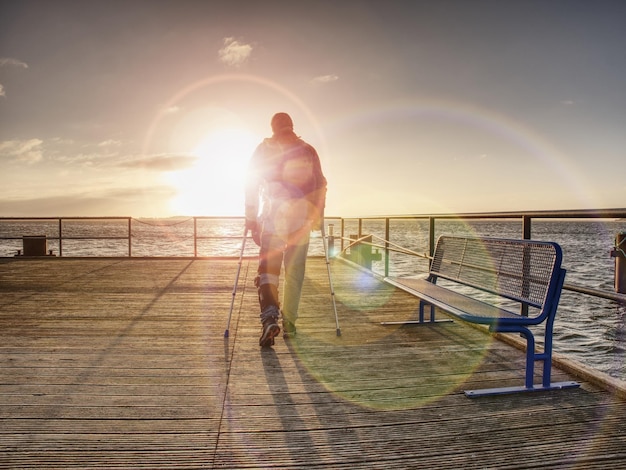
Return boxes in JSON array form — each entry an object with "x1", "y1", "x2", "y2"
[
  {"x1": 0, "y1": 216, "x2": 243, "y2": 258},
  {"x1": 330, "y1": 208, "x2": 626, "y2": 304},
  {"x1": 2, "y1": 209, "x2": 625, "y2": 305},
  {"x1": 0, "y1": 217, "x2": 133, "y2": 257}
]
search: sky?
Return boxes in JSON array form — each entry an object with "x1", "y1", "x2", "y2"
[{"x1": 1, "y1": 0, "x2": 625, "y2": 218}]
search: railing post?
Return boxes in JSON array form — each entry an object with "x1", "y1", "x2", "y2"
[
  {"x1": 522, "y1": 215, "x2": 531, "y2": 239},
  {"x1": 58, "y1": 218, "x2": 63, "y2": 257},
  {"x1": 327, "y1": 223, "x2": 335, "y2": 257},
  {"x1": 194, "y1": 217, "x2": 198, "y2": 257},
  {"x1": 128, "y1": 218, "x2": 132, "y2": 257},
  {"x1": 385, "y1": 218, "x2": 390, "y2": 277},
  {"x1": 521, "y1": 215, "x2": 531, "y2": 316},
  {"x1": 341, "y1": 219, "x2": 345, "y2": 253},
  {"x1": 428, "y1": 217, "x2": 435, "y2": 266}
]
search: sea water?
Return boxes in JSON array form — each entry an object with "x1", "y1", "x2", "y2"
[{"x1": 2, "y1": 217, "x2": 625, "y2": 382}]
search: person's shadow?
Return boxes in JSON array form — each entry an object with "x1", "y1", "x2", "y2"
[{"x1": 261, "y1": 347, "x2": 320, "y2": 464}]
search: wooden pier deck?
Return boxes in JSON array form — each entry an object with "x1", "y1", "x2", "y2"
[{"x1": 1, "y1": 257, "x2": 626, "y2": 469}]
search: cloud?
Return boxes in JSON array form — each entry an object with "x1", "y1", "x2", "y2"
[
  {"x1": 118, "y1": 154, "x2": 197, "y2": 171},
  {"x1": 0, "y1": 59, "x2": 29, "y2": 98},
  {"x1": 311, "y1": 74, "x2": 339, "y2": 86},
  {"x1": 0, "y1": 186, "x2": 177, "y2": 217},
  {"x1": 51, "y1": 137, "x2": 75, "y2": 145},
  {"x1": 98, "y1": 139, "x2": 123, "y2": 147},
  {"x1": 0, "y1": 138, "x2": 189, "y2": 171},
  {"x1": 0, "y1": 57, "x2": 29, "y2": 68},
  {"x1": 157, "y1": 105, "x2": 180, "y2": 115},
  {"x1": 218, "y1": 37, "x2": 253, "y2": 67},
  {"x1": 0, "y1": 139, "x2": 44, "y2": 164}
]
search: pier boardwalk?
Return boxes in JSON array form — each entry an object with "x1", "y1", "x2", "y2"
[{"x1": 1, "y1": 257, "x2": 626, "y2": 469}]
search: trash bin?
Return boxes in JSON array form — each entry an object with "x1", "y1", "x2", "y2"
[{"x1": 23, "y1": 235, "x2": 47, "y2": 256}]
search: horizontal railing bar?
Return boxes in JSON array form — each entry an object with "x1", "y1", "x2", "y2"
[
  {"x1": 194, "y1": 236, "x2": 256, "y2": 240},
  {"x1": 347, "y1": 208, "x2": 626, "y2": 220},
  {"x1": 0, "y1": 236, "x2": 130, "y2": 241},
  {"x1": 563, "y1": 283, "x2": 626, "y2": 303},
  {"x1": 50, "y1": 237, "x2": 130, "y2": 241},
  {"x1": 337, "y1": 235, "x2": 428, "y2": 259},
  {"x1": 0, "y1": 216, "x2": 132, "y2": 221}
]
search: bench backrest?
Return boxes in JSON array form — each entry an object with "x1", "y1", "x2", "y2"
[{"x1": 430, "y1": 236, "x2": 564, "y2": 311}]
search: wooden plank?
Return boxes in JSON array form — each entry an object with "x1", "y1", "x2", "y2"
[{"x1": 1, "y1": 258, "x2": 626, "y2": 469}]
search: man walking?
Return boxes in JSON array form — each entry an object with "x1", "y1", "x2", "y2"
[{"x1": 245, "y1": 112, "x2": 327, "y2": 347}]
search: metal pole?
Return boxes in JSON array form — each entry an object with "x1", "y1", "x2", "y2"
[
  {"x1": 327, "y1": 223, "x2": 334, "y2": 257},
  {"x1": 428, "y1": 217, "x2": 435, "y2": 265},
  {"x1": 225, "y1": 228, "x2": 248, "y2": 338},
  {"x1": 385, "y1": 218, "x2": 390, "y2": 278},
  {"x1": 193, "y1": 217, "x2": 198, "y2": 257},
  {"x1": 613, "y1": 232, "x2": 626, "y2": 294},
  {"x1": 321, "y1": 224, "x2": 341, "y2": 336},
  {"x1": 522, "y1": 215, "x2": 531, "y2": 240},
  {"x1": 521, "y1": 215, "x2": 532, "y2": 316},
  {"x1": 58, "y1": 218, "x2": 63, "y2": 257},
  {"x1": 340, "y1": 218, "x2": 345, "y2": 253}
]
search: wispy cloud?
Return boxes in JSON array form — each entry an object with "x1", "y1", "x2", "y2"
[
  {"x1": 0, "y1": 186, "x2": 176, "y2": 217},
  {"x1": 0, "y1": 57, "x2": 29, "y2": 68},
  {"x1": 118, "y1": 154, "x2": 197, "y2": 171},
  {"x1": 218, "y1": 37, "x2": 253, "y2": 67},
  {"x1": 163, "y1": 105, "x2": 180, "y2": 114},
  {"x1": 311, "y1": 74, "x2": 339, "y2": 86},
  {"x1": 98, "y1": 139, "x2": 124, "y2": 147},
  {"x1": 44, "y1": 138, "x2": 121, "y2": 166},
  {"x1": 0, "y1": 58, "x2": 29, "y2": 98},
  {"x1": 0, "y1": 138, "x2": 197, "y2": 172},
  {"x1": 0, "y1": 139, "x2": 44, "y2": 164}
]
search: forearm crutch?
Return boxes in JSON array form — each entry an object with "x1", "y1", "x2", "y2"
[
  {"x1": 321, "y1": 224, "x2": 341, "y2": 336},
  {"x1": 224, "y1": 227, "x2": 248, "y2": 338}
]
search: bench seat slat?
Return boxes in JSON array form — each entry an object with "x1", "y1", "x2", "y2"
[{"x1": 386, "y1": 277, "x2": 525, "y2": 324}]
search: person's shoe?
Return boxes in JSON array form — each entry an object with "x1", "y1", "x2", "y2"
[
  {"x1": 259, "y1": 317, "x2": 280, "y2": 347},
  {"x1": 282, "y1": 320, "x2": 296, "y2": 339}
]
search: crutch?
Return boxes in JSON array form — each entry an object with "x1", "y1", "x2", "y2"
[
  {"x1": 321, "y1": 224, "x2": 341, "y2": 336},
  {"x1": 224, "y1": 227, "x2": 248, "y2": 338}
]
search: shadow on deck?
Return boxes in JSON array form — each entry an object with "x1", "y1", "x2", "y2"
[{"x1": 1, "y1": 258, "x2": 625, "y2": 469}]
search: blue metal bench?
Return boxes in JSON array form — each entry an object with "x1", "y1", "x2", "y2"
[{"x1": 385, "y1": 235, "x2": 580, "y2": 397}]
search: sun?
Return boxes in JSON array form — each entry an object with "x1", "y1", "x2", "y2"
[{"x1": 166, "y1": 127, "x2": 260, "y2": 216}]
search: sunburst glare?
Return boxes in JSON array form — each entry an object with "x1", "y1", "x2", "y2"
[{"x1": 166, "y1": 128, "x2": 260, "y2": 216}]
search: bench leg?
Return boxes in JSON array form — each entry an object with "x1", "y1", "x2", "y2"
[
  {"x1": 522, "y1": 327, "x2": 540, "y2": 389},
  {"x1": 464, "y1": 324, "x2": 579, "y2": 397},
  {"x1": 381, "y1": 300, "x2": 453, "y2": 326},
  {"x1": 419, "y1": 300, "x2": 428, "y2": 323}
]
